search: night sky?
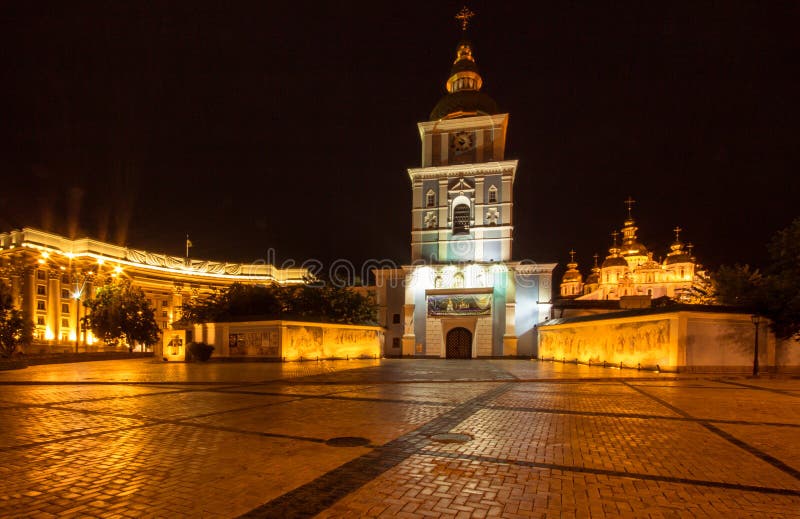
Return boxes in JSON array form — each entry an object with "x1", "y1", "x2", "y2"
[{"x1": 2, "y1": 1, "x2": 798, "y2": 277}]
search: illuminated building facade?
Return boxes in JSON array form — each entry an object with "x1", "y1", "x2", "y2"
[
  {"x1": 375, "y1": 11, "x2": 555, "y2": 358},
  {"x1": 0, "y1": 227, "x2": 307, "y2": 351},
  {"x1": 559, "y1": 199, "x2": 705, "y2": 301}
]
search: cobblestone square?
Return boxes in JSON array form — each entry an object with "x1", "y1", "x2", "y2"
[{"x1": 1, "y1": 358, "x2": 798, "y2": 517}]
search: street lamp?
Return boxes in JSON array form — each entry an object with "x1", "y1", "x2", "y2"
[
  {"x1": 71, "y1": 272, "x2": 93, "y2": 353},
  {"x1": 751, "y1": 315, "x2": 761, "y2": 377}
]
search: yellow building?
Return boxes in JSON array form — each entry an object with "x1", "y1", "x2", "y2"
[
  {"x1": 560, "y1": 199, "x2": 706, "y2": 302},
  {"x1": 0, "y1": 227, "x2": 307, "y2": 352}
]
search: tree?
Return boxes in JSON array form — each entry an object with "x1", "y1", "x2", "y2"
[
  {"x1": 285, "y1": 284, "x2": 377, "y2": 325},
  {"x1": 712, "y1": 218, "x2": 800, "y2": 340},
  {"x1": 711, "y1": 264, "x2": 764, "y2": 306},
  {"x1": 180, "y1": 283, "x2": 284, "y2": 323},
  {"x1": 0, "y1": 281, "x2": 33, "y2": 357},
  {"x1": 677, "y1": 269, "x2": 716, "y2": 305},
  {"x1": 761, "y1": 218, "x2": 800, "y2": 340},
  {"x1": 178, "y1": 282, "x2": 377, "y2": 326},
  {"x1": 83, "y1": 280, "x2": 160, "y2": 350}
]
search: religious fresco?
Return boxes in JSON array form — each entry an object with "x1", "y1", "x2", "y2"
[
  {"x1": 283, "y1": 325, "x2": 381, "y2": 360},
  {"x1": 229, "y1": 329, "x2": 280, "y2": 357},
  {"x1": 284, "y1": 326, "x2": 323, "y2": 359},
  {"x1": 539, "y1": 319, "x2": 672, "y2": 368},
  {"x1": 427, "y1": 293, "x2": 492, "y2": 317},
  {"x1": 203, "y1": 321, "x2": 382, "y2": 360}
]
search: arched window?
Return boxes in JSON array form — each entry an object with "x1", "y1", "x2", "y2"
[
  {"x1": 488, "y1": 185, "x2": 498, "y2": 203},
  {"x1": 453, "y1": 204, "x2": 470, "y2": 234},
  {"x1": 426, "y1": 189, "x2": 436, "y2": 208}
]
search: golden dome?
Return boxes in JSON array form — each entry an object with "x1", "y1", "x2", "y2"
[
  {"x1": 602, "y1": 256, "x2": 628, "y2": 268},
  {"x1": 561, "y1": 250, "x2": 583, "y2": 283}
]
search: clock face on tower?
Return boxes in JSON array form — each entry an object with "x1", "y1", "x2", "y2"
[{"x1": 450, "y1": 131, "x2": 474, "y2": 153}]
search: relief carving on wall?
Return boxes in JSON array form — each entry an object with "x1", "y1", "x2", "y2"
[
  {"x1": 404, "y1": 307, "x2": 414, "y2": 335},
  {"x1": 424, "y1": 211, "x2": 438, "y2": 229},
  {"x1": 540, "y1": 319, "x2": 671, "y2": 366}
]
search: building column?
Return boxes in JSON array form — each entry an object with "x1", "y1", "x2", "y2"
[
  {"x1": 48, "y1": 272, "x2": 60, "y2": 343},
  {"x1": 10, "y1": 269, "x2": 22, "y2": 309},
  {"x1": 171, "y1": 290, "x2": 183, "y2": 326},
  {"x1": 503, "y1": 302, "x2": 518, "y2": 356},
  {"x1": 401, "y1": 303, "x2": 416, "y2": 356},
  {"x1": 24, "y1": 267, "x2": 36, "y2": 321}
]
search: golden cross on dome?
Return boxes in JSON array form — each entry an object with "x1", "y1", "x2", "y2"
[
  {"x1": 569, "y1": 249, "x2": 576, "y2": 262},
  {"x1": 611, "y1": 230, "x2": 619, "y2": 246},
  {"x1": 624, "y1": 196, "x2": 636, "y2": 218},
  {"x1": 673, "y1": 226, "x2": 682, "y2": 241},
  {"x1": 455, "y1": 6, "x2": 475, "y2": 31},
  {"x1": 593, "y1": 253, "x2": 600, "y2": 267}
]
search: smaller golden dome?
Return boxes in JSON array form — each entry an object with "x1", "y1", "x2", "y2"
[
  {"x1": 602, "y1": 256, "x2": 628, "y2": 268},
  {"x1": 561, "y1": 250, "x2": 583, "y2": 283}
]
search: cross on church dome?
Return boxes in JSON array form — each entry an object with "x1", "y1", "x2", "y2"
[
  {"x1": 624, "y1": 196, "x2": 636, "y2": 219},
  {"x1": 455, "y1": 6, "x2": 475, "y2": 31}
]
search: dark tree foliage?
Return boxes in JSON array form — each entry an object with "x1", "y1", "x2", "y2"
[
  {"x1": 712, "y1": 264, "x2": 764, "y2": 307},
  {"x1": 713, "y1": 218, "x2": 800, "y2": 340},
  {"x1": 761, "y1": 218, "x2": 800, "y2": 339},
  {"x1": 285, "y1": 284, "x2": 377, "y2": 325},
  {"x1": 83, "y1": 280, "x2": 161, "y2": 349},
  {"x1": 0, "y1": 281, "x2": 33, "y2": 357},
  {"x1": 180, "y1": 283, "x2": 283, "y2": 323},
  {"x1": 179, "y1": 282, "x2": 377, "y2": 326}
]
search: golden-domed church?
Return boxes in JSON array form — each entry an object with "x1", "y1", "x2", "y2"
[{"x1": 560, "y1": 198, "x2": 706, "y2": 302}]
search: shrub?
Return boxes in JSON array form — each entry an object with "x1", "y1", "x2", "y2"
[{"x1": 188, "y1": 342, "x2": 214, "y2": 362}]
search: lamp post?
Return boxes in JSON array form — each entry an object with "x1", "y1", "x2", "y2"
[
  {"x1": 751, "y1": 315, "x2": 761, "y2": 377},
  {"x1": 72, "y1": 272, "x2": 92, "y2": 353}
]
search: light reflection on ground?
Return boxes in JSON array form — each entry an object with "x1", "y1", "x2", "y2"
[{"x1": 0, "y1": 358, "x2": 798, "y2": 517}]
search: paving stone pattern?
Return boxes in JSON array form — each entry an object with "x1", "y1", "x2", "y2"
[{"x1": 0, "y1": 358, "x2": 798, "y2": 518}]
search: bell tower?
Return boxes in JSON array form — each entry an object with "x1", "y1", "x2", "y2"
[
  {"x1": 373, "y1": 7, "x2": 554, "y2": 360},
  {"x1": 408, "y1": 7, "x2": 517, "y2": 264}
]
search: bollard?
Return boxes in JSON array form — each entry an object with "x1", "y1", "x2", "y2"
[
  {"x1": 346, "y1": 354, "x2": 349, "y2": 360},
  {"x1": 603, "y1": 360, "x2": 606, "y2": 368},
  {"x1": 562, "y1": 357, "x2": 565, "y2": 363},
  {"x1": 637, "y1": 363, "x2": 641, "y2": 371},
  {"x1": 619, "y1": 361, "x2": 623, "y2": 369},
  {"x1": 316, "y1": 356, "x2": 319, "y2": 362}
]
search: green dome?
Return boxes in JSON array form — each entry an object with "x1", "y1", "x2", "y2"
[
  {"x1": 430, "y1": 38, "x2": 498, "y2": 120},
  {"x1": 430, "y1": 90, "x2": 499, "y2": 120}
]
